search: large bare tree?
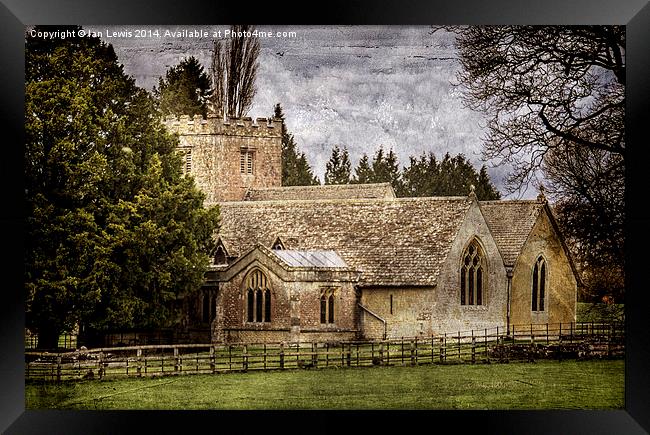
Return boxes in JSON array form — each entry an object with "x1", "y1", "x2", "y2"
[
  {"x1": 446, "y1": 25, "x2": 625, "y2": 190},
  {"x1": 210, "y1": 25, "x2": 260, "y2": 119}
]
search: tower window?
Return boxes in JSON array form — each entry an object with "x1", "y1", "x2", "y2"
[
  {"x1": 185, "y1": 149, "x2": 192, "y2": 174},
  {"x1": 240, "y1": 149, "x2": 254, "y2": 174}
]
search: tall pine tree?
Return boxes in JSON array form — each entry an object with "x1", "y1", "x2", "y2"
[
  {"x1": 352, "y1": 153, "x2": 373, "y2": 184},
  {"x1": 273, "y1": 104, "x2": 319, "y2": 186},
  {"x1": 324, "y1": 145, "x2": 352, "y2": 185},
  {"x1": 154, "y1": 56, "x2": 211, "y2": 118}
]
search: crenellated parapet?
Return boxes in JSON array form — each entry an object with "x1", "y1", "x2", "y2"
[{"x1": 163, "y1": 114, "x2": 283, "y2": 137}]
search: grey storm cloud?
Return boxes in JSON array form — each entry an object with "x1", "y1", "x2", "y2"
[{"x1": 88, "y1": 25, "x2": 536, "y2": 198}]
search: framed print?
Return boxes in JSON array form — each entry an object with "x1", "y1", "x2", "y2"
[{"x1": 2, "y1": 0, "x2": 649, "y2": 433}]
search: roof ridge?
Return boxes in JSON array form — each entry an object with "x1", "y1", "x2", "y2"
[
  {"x1": 250, "y1": 182, "x2": 392, "y2": 192},
  {"x1": 480, "y1": 199, "x2": 543, "y2": 205},
  {"x1": 221, "y1": 196, "x2": 470, "y2": 205}
]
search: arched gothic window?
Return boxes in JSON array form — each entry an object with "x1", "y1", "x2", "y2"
[
  {"x1": 320, "y1": 288, "x2": 336, "y2": 324},
  {"x1": 532, "y1": 256, "x2": 547, "y2": 311},
  {"x1": 245, "y1": 269, "x2": 271, "y2": 323},
  {"x1": 460, "y1": 239, "x2": 485, "y2": 305}
]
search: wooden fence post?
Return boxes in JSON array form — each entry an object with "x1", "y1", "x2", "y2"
[
  {"x1": 471, "y1": 336, "x2": 476, "y2": 364},
  {"x1": 457, "y1": 331, "x2": 461, "y2": 360},
  {"x1": 137, "y1": 347, "x2": 142, "y2": 377},
  {"x1": 379, "y1": 342, "x2": 384, "y2": 366},
  {"x1": 242, "y1": 345, "x2": 248, "y2": 372},
  {"x1": 56, "y1": 356, "x2": 62, "y2": 382},
  {"x1": 98, "y1": 352, "x2": 104, "y2": 379},
  {"x1": 210, "y1": 346, "x2": 216, "y2": 374},
  {"x1": 439, "y1": 336, "x2": 445, "y2": 363},
  {"x1": 312, "y1": 342, "x2": 318, "y2": 368},
  {"x1": 410, "y1": 339, "x2": 416, "y2": 366},
  {"x1": 325, "y1": 343, "x2": 329, "y2": 367},
  {"x1": 346, "y1": 343, "x2": 351, "y2": 367},
  {"x1": 485, "y1": 328, "x2": 488, "y2": 359},
  {"x1": 279, "y1": 342, "x2": 285, "y2": 370},
  {"x1": 174, "y1": 347, "x2": 180, "y2": 372},
  {"x1": 386, "y1": 341, "x2": 390, "y2": 366}
]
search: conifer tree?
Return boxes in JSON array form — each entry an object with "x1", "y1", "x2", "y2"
[
  {"x1": 154, "y1": 56, "x2": 211, "y2": 118},
  {"x1": 352, "y1": 154, "x2": 373, "y2": 184},
  {"x1": 324, "y1": 145, "x2": 352, "y2": 185},
  {"x1": 273, "y1": 104, "x2": 319, "y2": 186}
]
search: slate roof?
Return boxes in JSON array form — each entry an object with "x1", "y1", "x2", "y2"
[
  {"x1": 273, "y1": 250, "x2": 348, "y2": 269},
  {"x1": 245, "y1": 183, "x2": 395, "y2": 201},
  {"x1": 479, "y1": 200, "x2": 545, "y2": 267},
  {"x1": 217, "y1": 196, "x2": 472, "y2": 286}
]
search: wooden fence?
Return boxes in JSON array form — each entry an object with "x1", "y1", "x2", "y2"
[{"x1": 25, "y1": 322, "x2": 625, "y2": 382}]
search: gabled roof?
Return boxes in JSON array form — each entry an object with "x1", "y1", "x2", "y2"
[
  {"x1": 245, "y1": 183, "x2": 396, "y2": 201},
  {"x1": 479, "y1": 200, "x2": 546, "y2": 267},
  {"x1": 218, "y1": 196, "x2": 473, "y2": 286}
]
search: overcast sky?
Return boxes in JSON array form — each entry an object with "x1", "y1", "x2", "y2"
[{"x1": 88, "y1": 25, "x2": 536, "y2": 198}]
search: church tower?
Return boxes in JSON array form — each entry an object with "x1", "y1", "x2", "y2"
[{"x1": 164, "y1": 114, "x2": 283, "y2": 204}]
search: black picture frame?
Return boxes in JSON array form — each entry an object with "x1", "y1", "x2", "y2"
[{"x1": 2, "y1": 0, "x2": 648, "y2": 433}]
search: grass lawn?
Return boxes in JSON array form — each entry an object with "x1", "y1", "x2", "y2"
[{"x1": 26, "y1": 359, "x2": 624, "y2": 410}]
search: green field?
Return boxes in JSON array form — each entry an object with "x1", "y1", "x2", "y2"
[{"x1": 26, "y1": 359, "x2": 624, "y2": 410}]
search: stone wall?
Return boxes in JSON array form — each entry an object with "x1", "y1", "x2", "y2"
[
  {"x1": 359, "y1": 287, "x2": 436, "y2": 339},
  {"x1": 164, "y1": 115, "x2": 282, "y2": 204},
  {"x1": 509, "y1": 209, "x2": 577, "y2": 326}
]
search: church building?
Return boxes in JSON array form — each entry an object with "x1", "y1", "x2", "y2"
[{"x1": 165, "y1": 114, "x2": 578, "y2": 344}]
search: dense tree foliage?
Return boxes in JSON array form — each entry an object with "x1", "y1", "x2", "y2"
[
  {"x1": 346, "y1": 144, "x2": 501, "y2": 199},
  {"x1": 154, "y1": 56, "x2": 211, "y2": 118},
  {"x1": 400, "y1": 152, "x2": 500, "y2": 200},
  {"x1": 210, "y1": 25, "x2": 260, "y2": 118},
  {"x1": 273, "y1": 104, "x2": 319, "y2": 186},
  {"x1": 324, "y1": 145, "x2": 352, "y2": 185},
  {"x1": 447, "y1": 25, "x2": 625, "y2": 301},
  {"x1": 25, "y1": 26, "x2": 220, "y2": 348}
]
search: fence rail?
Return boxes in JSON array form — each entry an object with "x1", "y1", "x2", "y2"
[{"x1": 25, "y1": 322, "x2": 625, "y2": 382}]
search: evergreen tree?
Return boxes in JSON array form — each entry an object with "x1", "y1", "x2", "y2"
[
  {"x1": 352, "y1": 153, "x2": 373, "y2": 184},
  {"x1": 324, "y1": 145, "x2": 352, "y2": 185},
  {"x1": 154, "y1": 56, "x2": 211, "y2": 118},
  {"x1": 474, "y1": 165, "x2": 502, "y2": 200},
  {"x1": 400, "y1": 153, "x2": 439, "y2": 197},
  {"x1": 25, "y1": 26, "x2": 220, "y2": 348},
  {"x1": 369, "y1": 146, "x2": 403, "y2": 193},
  {"x1": 398, "y1": 151, "x2": 501, "y2": 199},
  {"x1": 273, "y1": 104, "x2": 319, "y2": 186}
]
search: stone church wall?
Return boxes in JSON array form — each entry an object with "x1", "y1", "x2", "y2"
[
  {"x1": 509, "y1": 210, "x2": 577, "y2": 327},
  {"x1": 359, "y1": 287, "x2": 436, "y2": 340},
  {"x1": 433, "y1": 200, "x2": 508, "y2": 334},
  {"x1": 213, "y1": 256, "x2": 358, "y2": 344}
]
